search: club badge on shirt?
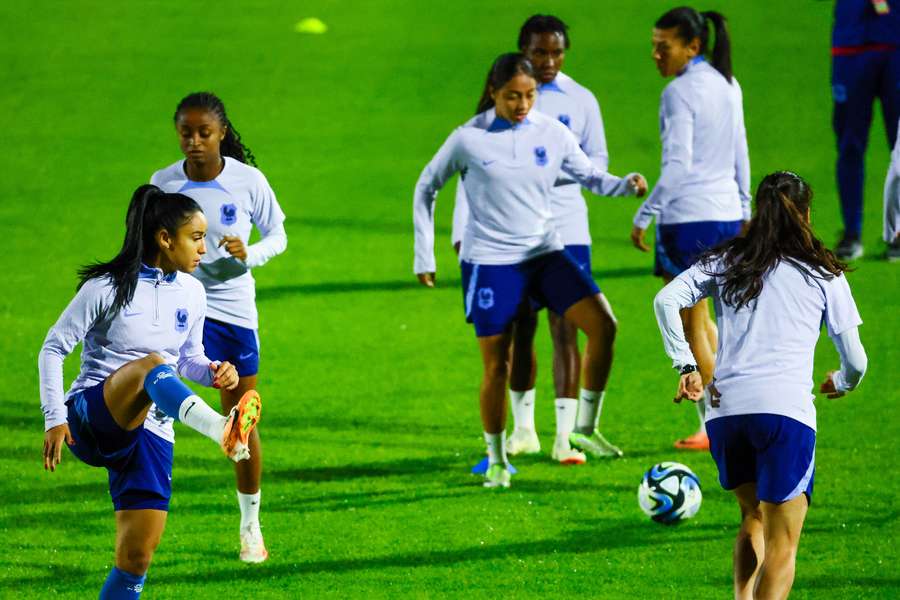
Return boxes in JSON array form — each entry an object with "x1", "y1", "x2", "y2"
[
  {"x1": 175, "y1": 308, "x2": 189, "y2": 332},
  {"x1": 534, "y1": 146, "x2": 548, "y2": 167},
  {"x1": 220, "y1": 203, "x2": 238, "y2": 225}
]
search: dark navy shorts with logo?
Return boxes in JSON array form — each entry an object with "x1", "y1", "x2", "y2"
[
  {"x1": 706, "y1": 413, "x2": 816, "y2": 504},
  {"x1": 655, "y1": 220, "x2": 742, "y2": 277},
  {"x1": 66, "y1": 380, "x2": 174, "y2": 511},
  {"x1": 460, "y1": 250, "x2": 599, "y2": 337},
  {"x1": 203, "y1": 318, "x2": 260, "y2": 377}
]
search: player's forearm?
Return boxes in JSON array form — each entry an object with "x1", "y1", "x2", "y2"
[
  {"x1": 653, "y1": 279, "x2": 697, "y2": 369},
  {"x1": 245, "y1": 225, "x2": 287, "y2": 269},
  {"x1": 830, "y1": 327, "x2": 867, "y2": 392},
  {"x1": 38, "y1": 345, "x2": 68, "y2": 431}
]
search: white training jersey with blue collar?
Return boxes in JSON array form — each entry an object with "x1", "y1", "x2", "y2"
[
  {"x1": 654, "y1": 258, "x2": 865, "y2": 432},
  {"x1": 633, "y1": 57, "x2": 751, "y2": 229},
  {"x1": 39, "y1": 265, "x2": 215, "y2": 442},
  {"x1": 452, "y1": 72, "x2": 610, "y2": 247},
  {"x1": 151, "y1": 157, "x2": 287, "y2": 330},
  {"x1": 414, "y1": 109, "x2": 637, "y2": 273}
]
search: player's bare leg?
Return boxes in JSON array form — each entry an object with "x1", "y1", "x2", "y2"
[
  {"x1": 478, "y1": 330, "x2": 513, "y2": 488},
  {"x1": 732, "y1": 483, "x2": 764, "y2": 600},
  {"x1": 506, "y1": 313, "x2": 541, "y2": 455},
  {"x1": 755, "y1": 494, "x2": 808, "y2": 599},
  {"x1": 548, "y1": 309, "x2": 586, "y2": 464}
]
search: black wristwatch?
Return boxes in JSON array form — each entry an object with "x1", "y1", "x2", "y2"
[{"x1": 679, "y1": 364, "x2": 698, "y2": 375}]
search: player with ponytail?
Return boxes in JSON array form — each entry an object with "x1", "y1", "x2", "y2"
[
  {"x1": 653, "y1": 171, "x2": 867, "y2": 598},
  {"x1": 151, "y1": 92, "x2": 287, "y2": 562},
  {"x1": 39, "y1": 184, "x2": 262, "y2": 599},
  {"x1": 633, "y1": 6, "x2": 751, "y2": 451}
]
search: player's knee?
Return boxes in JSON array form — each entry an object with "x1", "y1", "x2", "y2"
[
  {"x1": 483, "y1": 358, "x2": 510, "y2": 381},
  {"x1": 144, "y1": 353, "x2": 166, "y2": 368},
  {"x1": 121, "y1": 547, "x2": 154, "y2": 575}
]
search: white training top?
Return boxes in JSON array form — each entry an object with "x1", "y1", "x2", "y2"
[
  {"x1": 39, "y1": 266, "x2": 215, "y2": 442},
  {"x1": 653, "y1": 257, "x2": 866, "y2": 431},
  {"x1": 151, "y1": 157, "x2": 287, "y2": 330},
  {"x1": 452, "y1": 72, "x2": 609, "y2": 247},
  {"x1": 634, "y1": 57, "x2": 751, "y2": 229},
  {"x1": 414, "y1": 109, "x2": 637, "y2": 273},
  {"x1": 883, "y1": 117, "x2": 900, "y2": 242}
]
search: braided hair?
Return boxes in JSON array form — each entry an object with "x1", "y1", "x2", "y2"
[{"x1": 174, "y1": 92, "x2": 257, "y2": 167}]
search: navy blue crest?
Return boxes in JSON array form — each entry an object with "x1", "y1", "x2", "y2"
[
  {"x1": 534, "y1": 146, "x2": 548, "y2": 167},
  {"x1": 220, "y1": 203, "x2": 238, "y2": 225},
  {"x1": 477, "y1": 287, "x2": 495, "y2": 310},
  {"x1": 557, "y1": 114, "x2": 571, "y2": 128},
  {"x1": 175, "y1": 308, "x2": 189, "y2": 332}
]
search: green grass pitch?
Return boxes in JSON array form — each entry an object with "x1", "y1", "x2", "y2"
[{"x1": 1, "y1": 1, "x2": 898, "y2": 598}]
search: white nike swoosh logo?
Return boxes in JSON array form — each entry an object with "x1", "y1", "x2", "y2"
[
  {"x1": 124, "y1": 310, "x2": 142, "y2": 317},
  {"x1": 239, "y1": 352, "x2": 255, "y2": 360}
]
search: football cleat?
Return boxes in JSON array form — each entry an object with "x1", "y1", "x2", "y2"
[
  {"x1": 240, "y1": 523, "x2": 269, "y2": 563},
  {"x1": 835, "y1": 235, "x2": 863, "y2": 261},
  {"x1": 886, "y1": 238, "x2": 900, "y2": 262},
  {"x1": 569, "y1": 431, "x2": 623, "y2": 458},
  {"x1": 673, "y1": 431, "x2": 710, "y2": 451},
  {"x1": 483, "y1": 463, "x2": 512, "y2": 489},
  {"x1": 506, "y1": 427, "x2": 541, "y2": 455},
  {"x1": 551, "y1": 435, "x2": 586, "y2": 465},
  {"x1": 222, "y1": 390, "x2": 261, "y2": 462}
]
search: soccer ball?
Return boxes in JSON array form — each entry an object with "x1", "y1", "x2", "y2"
[{"x1": 637, "y1": 462, "x2": 702, "y2": 524}]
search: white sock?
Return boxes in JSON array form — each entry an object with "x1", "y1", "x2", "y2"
[
  {"x1": 575, "y1": 389, "x2": 605, "y2": 434},
  {"x1": 238, "y1": 490, "x2": 261, "y2": 530},
  {"x1": 484, "y1": 431, "x2": 507, "y2": 466},
  {"x1": 510, "y1": 388, "x2": 536, "y2": 431},
  {"x1": 555, "y1": 398, "x2": 578, "y2": 437},
  {"x1": 178, "y1": 395, "x2": 227, "y2": 443},
  {"x1": 696, "y1": 390, "x2": 708, "y2": 434}
]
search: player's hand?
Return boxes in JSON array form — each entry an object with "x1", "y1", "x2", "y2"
[
  {"x1": 43, "y1": 423, "x2": 74, "y2": 472},
  {"x1": 453, "y1": 242, "x2": 461, "y2": 256},
  {"x1": 417, "y1": 272, "x2": 435, "y2": 288},
  {"x1": 631, "y1": 226, "x2": 650, "y2": 252},
  {"x1": 674, "y1": 372, "x2": 703, "y2": 403},
  {"x1": 630, "y1": 174, "x2": 648, "y2": 197},
  {"x1": 218, "y1": 235, "x2": 248, "y2": 261},
  {"x1": 819, "y1": 370, "x2": 845, "y2": 399},
  {"x1": 211, "y1": 361, "x2": 240, "y2": 391}
]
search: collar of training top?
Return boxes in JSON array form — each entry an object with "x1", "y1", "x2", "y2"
[
  {"x1": 487, "y1": 116, "x2": 532, "y2": 132},
  {"x1": 538, "y1": 78, "x2": 564, "y2": 93},
  {"x1": 139, "y1": 263, "x2": 178, "y2": 283},
  {"x1": 678, "y1": 55, "x2": 707, "y2": 77}
]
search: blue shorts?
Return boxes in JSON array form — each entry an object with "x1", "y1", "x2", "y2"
[
  {"x1": 460, "y1": 251, "x2": 599, "y2": 337},
  {"x1": 203, "y1": 318, "x2": 260, "y2": 377},
  {"x1": 706, "y1": 413, "x2": 816, "y2": 505},
  {"x1": 66, "y1": 381, "x2": 174, "y2": 511},
  {"x1": 655, "y1": 220, "x2": 742, "y2": 277}
]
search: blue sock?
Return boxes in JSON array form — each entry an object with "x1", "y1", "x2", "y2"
[
  {"x1": 100, "y1": 566, "x2": 146, "y2": 599},
  {"x1": 144, "y1": 364, "x2": 193, "y2": 421}
]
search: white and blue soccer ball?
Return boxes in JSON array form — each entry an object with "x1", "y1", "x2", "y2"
[{"x1": 637, "y1": 462, "x2": 702, "y2": 524}]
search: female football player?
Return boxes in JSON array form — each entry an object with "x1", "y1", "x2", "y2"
[
  {"x1": 632, "y1": 7, "x2": 751, "y2": 450},
  {"x1": 654, "y1": 171, "x2": 867, "y2": 599},
  {"x1": 151, "y1": 92, "x2": 287, "y2": 562},
  {"x1": 39, "y1": 184, "x2": 262, "y2": 599},
  {"x1": 413, "y1": 52, "x2": 646, "y2": 488}
]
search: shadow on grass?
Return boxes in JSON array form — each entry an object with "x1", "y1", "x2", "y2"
[{"x1": 296, "y1": 216, "x2": 451, "y2": 236}]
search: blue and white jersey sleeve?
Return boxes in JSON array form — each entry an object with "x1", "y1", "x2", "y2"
[
  {"x1": 176, "y1": 283, "x2": 214, "y2": 387},
  {"x1": 579, "y1": 91, "x2": 610, "y2": 172},
  {"x1": 732, "y1": 80, "x2": 752, "y2": 221},
  {"x1": 634, "y1": 86, "x2": 693, "y2": 229},
  {"x1": 245, "y1": 170, "x2": 287, "y2": 269},
  {"x1": 653, "y1": 260, "x2": 718, "y2": 369},
  {"x1": 559, "y1": 126, "x2": 634, "y2": 198},
  {"x1": 884, "y1": 118, "x2": 900, "y2": 243},
  {"x1": 413, "y1": 129, "x2": 463, "y2": 273},
  {"x1": 38, "y1": 278, "x2": 113, "y2": 431}
]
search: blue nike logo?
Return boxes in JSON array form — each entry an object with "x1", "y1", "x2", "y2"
[
  {"x1": 239, "y1": 352, "x2": 255, "y2": 360},
  {"x1": 482, "y1": 160, "x2": 496, "y2": 167}
]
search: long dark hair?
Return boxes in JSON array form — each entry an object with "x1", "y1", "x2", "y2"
[
  {"x1": 518, "y1": 14, "x2": 570, "y2": 50},
  {"x1": 702, "y1": 172, "x2": 848, "y2": 309},
  {"x1": 174, "y1": 92, "x2": 257, "y2": 167},
  {"x1": 656, "y1": 7, "x2": 732, "y2": 82},
  {"x1": 475, "y1": 53, "x2": 536, "y2": 114},
  {"x1": 77, "y1": 185, "x2": 203, "y2": 314}
]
